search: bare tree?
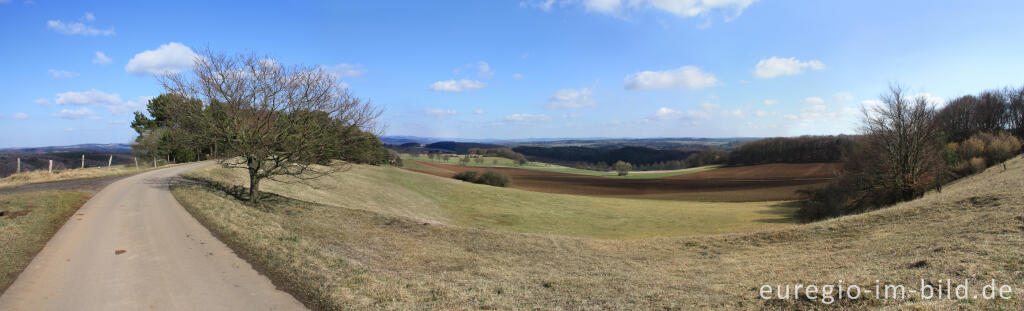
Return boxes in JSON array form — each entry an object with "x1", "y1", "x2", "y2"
[
  {"x1": 860, "y1": 84, "x2": 944, "y2": 201},
  {"x1": 162, "y1": 49, "x2": 381, "y2": 204},
  {"x1": 1007, "y1": 85, "x2": 1024, "y2": 138}
]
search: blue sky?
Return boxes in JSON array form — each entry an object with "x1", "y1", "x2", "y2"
[{"x1": 2, "y1": 0, "x2": 1023, "y2": 148}]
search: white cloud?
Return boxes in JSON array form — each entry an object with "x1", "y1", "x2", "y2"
[
  {"x1": 35, "y1": 98, "x2": 50, "y2": 106},
  {"x1": 804, "y1": 97, "x2": 824, "y2": 105},
  {"x1": 46, "y1": 19, "x2": 114, "y2": 36},
  {"x1": 571, "y1": 0, "x2": 756, "y2": 19},
  {"x1": 546, "y1": 87, "x2": 594, "y2": 109},
  {"x1": 48, "y1": 69, "x2": 78, "y2": 78},
  {"x1": 477, "y1": 61, "x2": 493, "y2": 78},
  {"x1": 12, "y1": 113, "x2": 28, "y2": 119},
  {"x1": 832, "y1": 92, "x2": 853, "y2": 103},
  {"x1": 584, "y1": 0, "x2": 621, "y2": 14},
  {"x1": 54, "y1": 107, "x2": 95, "y2": 119},
  {"x1": 650, "y1": 107, "x2": 681, "y2": 120},
  {"x1": 753, "y1": 57, "x2": 825, "y2": 79},
  {"x1": 321, "y1": 63, "x2": 366, "y2": 78},
  {"x1": 429, "y1": 79, "x2": 487, "y2": 92},
  {"x1": 755, "y1": 110, "x2": 776, "y2": 117},
  {"x1": 92, "y1": 51, "x2": 111, "y2": 64},
  {"x1": 911, "y1": 93, "x2": 945, "y2": 107},
  {"x1": 424, "y1": 109, "x2": 456, "y2": 116},
  {"x1": 520, "y1": 0, "x2": 557, "y2": 12},
  {"x1": 562, "y1": 112, "x2": 580, "y2": 119},
  {"x1": 802, "y1": 104, "x2": 827, "y2": 113},
  {"x1": 726, "y1": 108, "x2": 745, "y2": 118},
  {"x1": 764, "y1": 99, "x2": 777, "y2": 106},
  {"x1": 125, "y1": 42, "x2": 199, "y2": 75},
  {"x1": 474, "y1": 109, "x2": 485, "y2": 115},
  {"x1": 624, "y1": 66, "x2": 718, "y2": 90},
  {"x1": 512, "y1": 73, "x2": 523, "y2": 80},
  {"x1": 83, "y1": 12, "x2": 95, "y2": 21},
  {"x1": 783, "y1": 114, "x2": 798, "y2": 120},
  {"x1": 504, "y1": 113, "x2": 551, "y2": 123},
  {"x1": 647, "y1": 106, "x2": 711, "y2": 121},
  {"x1": 54, "y1": 89, "x2": 146, "y2": 114}
]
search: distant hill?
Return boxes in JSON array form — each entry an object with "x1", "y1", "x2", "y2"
[
  {"x1": 0, "y1": 143, "x2": 135, "y2": 178},
  {"x1": 382, "y1": 136, "x2": 757, "y2": 150},
  {"x1": 512, "y1": 145, "x2": 695, "y2": 166},
  {"x1": 424, "y1": 141, "x2": 503, "y2": 154},
  {"x1": 0, "y1": 143, "x2": 133, "y2": 155}
]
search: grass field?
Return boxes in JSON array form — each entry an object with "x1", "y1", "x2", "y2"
[
  {"x1": 183, "y1": 164, "x2": 799, "y2": 238},
  {"x1": 0, "y1": 164, "x2": 160, "y2": 190},
  {"x1": 405, "y1": 160, "x2": 839, "y2": 202},
  {"x1": 172, "y1": 157, "x2": 1024, "y2": 310},
  {"x1": 400, "y1": 153, "x2": 719, "y2": 179},
  {"x1": 0, "y1": 191, "x2": 91, "y2": 293}
]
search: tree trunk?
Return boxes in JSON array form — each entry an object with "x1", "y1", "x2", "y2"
[{"x1": 248, "y1": 171, "x2": 261, "y2": 204}]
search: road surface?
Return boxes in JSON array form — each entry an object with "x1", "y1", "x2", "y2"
[{"x1": 0, "y1": 162, "x2": 307, "y2": 310}]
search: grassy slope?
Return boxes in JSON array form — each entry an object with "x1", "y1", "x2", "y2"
[
  {"x1": 0, "y1": 164, "x2": 158, "y2": 189},
  {"x1": 184, "y1": 164, "x2": 797, "y2": 238},
  {"x1": 172, "y1": 156, "x2": 1024, "y2": 310},
  {"x1": 0, "y1": 191, "x2": 91, "y2": 293},
  {"x1": 401, "y1": 153, "x2": 718, "y2": 179}
]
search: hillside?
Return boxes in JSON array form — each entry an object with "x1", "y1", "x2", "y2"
[
  {"x1": 173, "y1": 156, "x2": 1024, "y2": 309},
  {"x1": 183, "y1": 163, "x2": 798, "y2": 238}
]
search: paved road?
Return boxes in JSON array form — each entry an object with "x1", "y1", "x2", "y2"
[{"x1": 0, "y1": 162, "x2": 307, "y2": 311}]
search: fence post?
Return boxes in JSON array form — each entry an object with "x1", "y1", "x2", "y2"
[
  {"x1": 135, "y1": 157, "x2": 139, "y2": 170},
  {"x1": 48, "y1": 159, "x2": 53, "y2": 174},
  {"x1": 154, "y1": 158, "x2": 157, "y2": 168},
  {"x1": 108, "y1": 155, "x2": 112, "y2": 168},
  {"x1": 81, "y1": 154, "x2": 85, "y2": 169},
  {"x1": 16, "y1": 158, "x2": 20, "y2": 174}
]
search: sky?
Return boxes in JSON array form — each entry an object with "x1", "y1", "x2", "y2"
[{"x1": 2, "y1": 0, "x2": 1024, "y2": 148}]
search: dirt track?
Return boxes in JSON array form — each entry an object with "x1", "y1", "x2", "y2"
[
  {"x1": 0, "y1": 162, "x2": 306, "y2": 311},
  {"x1": 407, "y1": 161, "x2": 841, "y2": 202}
]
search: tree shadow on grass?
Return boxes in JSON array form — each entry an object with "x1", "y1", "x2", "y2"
[
  {"x1": 752, "y1": 201, "x2": 801, "y2": 224},
  {"x1": 176, "y1": 177, "x2": 314, "y2": 214}
]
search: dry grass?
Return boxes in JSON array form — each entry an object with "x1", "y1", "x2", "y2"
[
  {"x1": 0, "y1": 164, "x2": 160, "y2": 189},
  {"x1": 172, "y1": 157, "x2": 1024, "y2": 310},
  {"x1": 0, "y1": 191, "x2": 91, "y2": 293}
]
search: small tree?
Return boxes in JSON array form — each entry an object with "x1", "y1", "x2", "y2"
[
  {"x1": 162, "y1": 49, "x2": 380, "y2": 204},
  {"x1": 613, "y1": 161, "x2": 632, "y2": 176},
  {"x1": 860, "y1": 84, "x2": 943, "y2": 201},
  {"x1": 460, "y1": 156, "x2": 471, "y2": 166}
]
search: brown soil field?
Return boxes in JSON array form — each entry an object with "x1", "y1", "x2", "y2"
[{"x1": 405, "y1": 161, "x2": 842, "y2": 202}]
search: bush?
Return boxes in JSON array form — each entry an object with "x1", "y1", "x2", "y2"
[
  {"x1": 477, "y1": 170, "x2": 511, "y2": 187},
  {"x1": 613, "y1": 161, "x2": 632, "y2": 176},
  {"x1": 452, "y1": 170, "x2": 511, "y2": 187},
  {"x1": 453, "y1": 171, "x2": 479, "y2": 182},
  {"x1": 969, "y1": 157, "x2": 987, "y2": 173},
  {"x1": 950, "y1": 131, "x2": 1022, "y2": 175}
]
